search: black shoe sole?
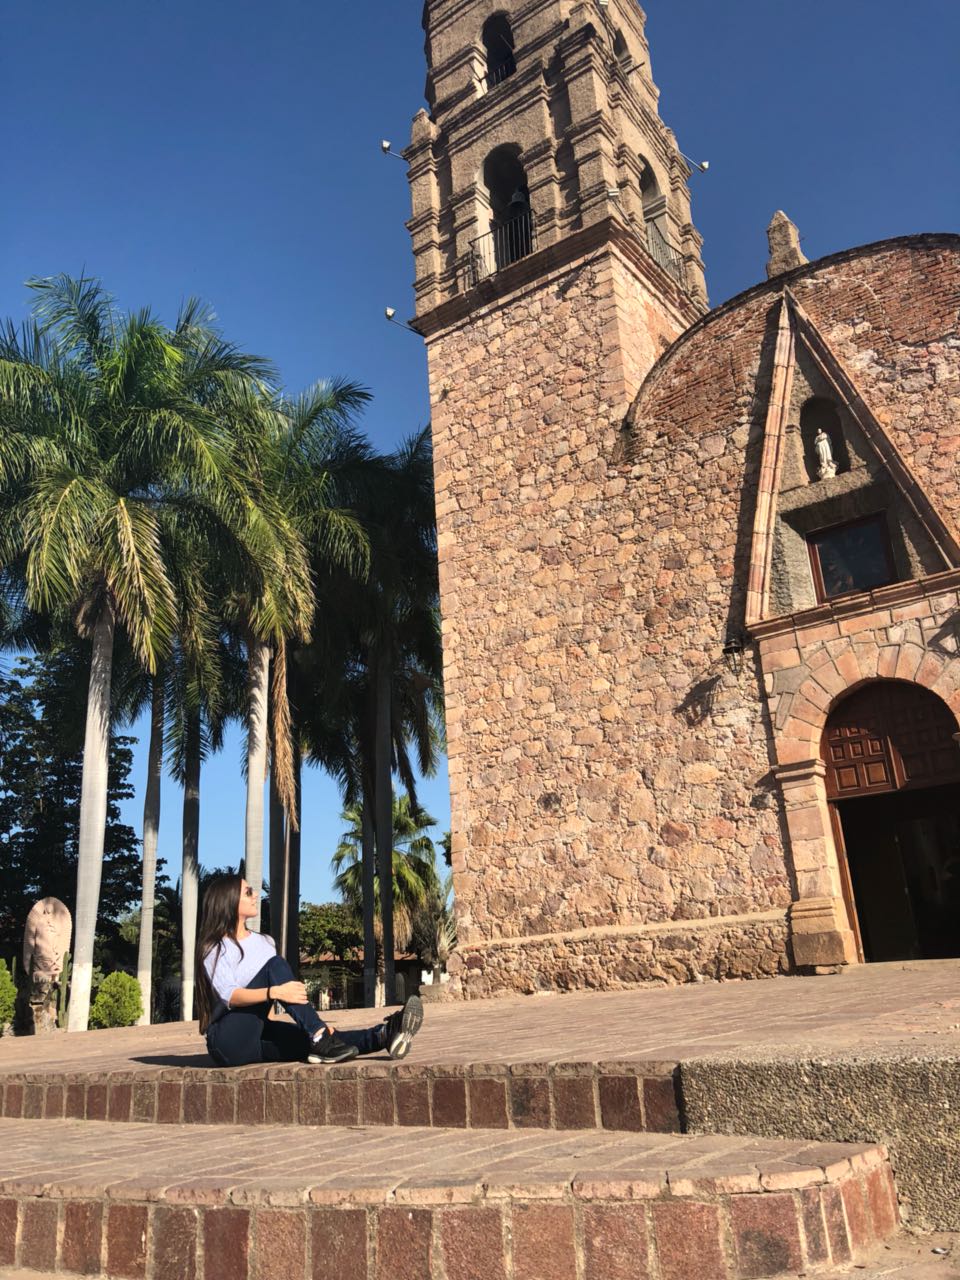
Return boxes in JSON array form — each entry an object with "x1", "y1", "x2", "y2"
[{"x1": 307, "y1": 1043, "x2": 360, "y2": 1064}]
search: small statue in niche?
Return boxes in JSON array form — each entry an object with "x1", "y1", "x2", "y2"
[{"x1": 814, "y1": 427, "x2": 838, "y2": 480}]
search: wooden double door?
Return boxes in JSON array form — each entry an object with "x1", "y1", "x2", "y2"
[{"x1": 822, "y1": 681, "x2": 960, "y2": 962}]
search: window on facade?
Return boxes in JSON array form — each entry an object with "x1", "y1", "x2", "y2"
[
  {"x1": 807, "y1": 514, "x2": 896, "y2": 601},
  {"x1": 483, "y1": 14, "x2": 516, "y2": 89}
]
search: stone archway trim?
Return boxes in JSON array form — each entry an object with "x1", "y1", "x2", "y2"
[{"x1": 758, "y1": 575, "x2": 960, "y2": 969}]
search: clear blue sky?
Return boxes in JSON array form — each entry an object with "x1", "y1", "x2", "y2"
[{"x1": 2, "y1": 2, "x2": 957, "y2": 906}]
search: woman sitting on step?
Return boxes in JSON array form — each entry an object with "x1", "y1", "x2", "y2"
[{"x1": 195, "y1": 872, "x2": 423, "y2": 1067}]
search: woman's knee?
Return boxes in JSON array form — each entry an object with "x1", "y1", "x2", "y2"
[
  {"x1": 264, "y1": 954, "x2": 294, "y2": 979},
  {"x1": 248, "y1": 954, "x2": 294, "y2": 989}
]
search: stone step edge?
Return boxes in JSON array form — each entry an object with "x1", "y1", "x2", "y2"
[
  {"x1": 0, "y1": 1150, "x2": 900, "y2": 1280},
  {"x1": 0, "y1": 1062, "x2": 682, "y2": 1133}
]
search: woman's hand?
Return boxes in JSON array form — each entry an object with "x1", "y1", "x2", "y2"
[{"x1": 270, "y1": 980, "x2": 309, "y2": 1005}]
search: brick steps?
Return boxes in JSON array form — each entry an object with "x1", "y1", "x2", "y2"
[
  {"x1": 0, "y1": 1118, "x2": 899, "y2": 1280},
  {"x1": 0, "y1": 1059, "x2": 682, "y2": 1134}
]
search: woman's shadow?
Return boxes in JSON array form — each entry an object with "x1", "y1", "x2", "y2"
[{"x1": 132, "y1": 1053, "x2": 213, "y2": 1067}]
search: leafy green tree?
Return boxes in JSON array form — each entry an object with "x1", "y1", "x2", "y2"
[
  {"x1": 0, "y1": 960, "x2": 16, "y2": 1029},
  {"x1": 0, "y1": 651, "x2": 143, "y2": 954},
  {"x1": 89, "y1": 971, "x2": 142, "y2": 1028},
  {"x1": 439, "y1": 831, "x2": 452, "y2": 868},
  {"x1": 299, "y1": 902, "x2": 363, "y2": 961}
]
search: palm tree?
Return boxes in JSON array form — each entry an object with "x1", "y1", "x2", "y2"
[
  {"x1": 412, "y1": 872, "x2": 457, "y2": 985},
  {"x1": 302, "y1": 654, "x2": 379, "y2": 1003},
  {"x1": 110, "y1": 658, "x2": 165, "y2": 1025},
  {"x1": 231, "y1": 378, "x2": 373, "y2": 931},
  {"x1": 332, "y1": 792, "x2": 440, "y2": 1004},
  {"x1": 300, "y1": 429, "x2": 442, "y2": 1007},
  {"x1": 225, "y1": 382, "x2": 371, "y2": 932},
  {"x1": 362, "y1": 429, "x2": 442, "y2": 1003},
  {"x1": 0, "y1": 276, "x2": 270, "y2": 1029}
]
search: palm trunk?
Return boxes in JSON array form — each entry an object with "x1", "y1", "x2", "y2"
[
  {"x1": 284, "y1": 748, "x2": 302, "y2": 975},
  {"x1": 268, "y1": 763, "x2": 286, "y2": 954},
  {"x1": 375, "y1": 938, "x2": 385, "y2": 1010},
  {"x1": 374, "y1": 650, "x2": 396, "y2": 1005},
  {"x1": 136, "y1": 677, "x2": 164, "y2": 1025},
  {"x1": 361, "y1": 771, "x2": 377, "y2": 1007},
  {"x1": 67, "y1": 604, "x2": 116, "y2": 1033},
  {"x1": 244, "y1": 634, "x2": 271, "y2": 930},
  {"x1": 180, "y1": 708, "x2": 201, "y2": 1021}
]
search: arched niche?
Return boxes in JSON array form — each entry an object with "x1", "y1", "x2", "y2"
[
  {"x1": 613, "y1": 28, "x2": 631, "y2": 68},
  {"x1": 801, "y1": 396, "x2": 850, "y2": 482},
  {"x1": 482, "y1": 13, "x2": 516, "y2": 89}
]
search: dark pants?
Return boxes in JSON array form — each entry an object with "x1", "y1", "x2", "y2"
[{"x1": 206, "y1": 955, "x2": 383, "y2": 1066}]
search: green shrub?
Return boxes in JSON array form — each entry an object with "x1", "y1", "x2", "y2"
[
  {"x1": 89, "y1": 971, "x2": 143, "y2": 1029},
  {"x1": 0, "y1": 961, "x2": 15, "y2": 1031}
]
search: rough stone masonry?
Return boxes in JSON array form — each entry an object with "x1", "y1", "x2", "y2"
[{"x1": 407, "y1": 0, "x2": 960, "y2": 998}]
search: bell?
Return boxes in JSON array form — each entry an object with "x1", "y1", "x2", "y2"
[{"x1": 508, "y1": 187, "x2": 529, "y2": 209}]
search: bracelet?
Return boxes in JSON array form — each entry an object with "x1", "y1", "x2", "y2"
[{"x1": 267, "y1": 986, "x2": 273, "y2": 1002}]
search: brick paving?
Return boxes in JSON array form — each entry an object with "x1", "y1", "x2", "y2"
[
  {"x1": 1, "y1": 964, "x2": 957, "y2": 1274},
  {"x1": 0, "y1": 1119, "x2": 885, "y2": 1202},
  {"x1": 0, "y1": 1119, "x2": 897, "y2": 1279},
  {"x1": 1, "y1": 961, "x2": 958, "y2": 1079},
  {"x1": 819, "y1": 1235, "x2": 960, "y2": 1279}
]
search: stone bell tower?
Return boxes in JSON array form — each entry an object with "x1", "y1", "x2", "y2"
[{"x1": 406, "y1": 0, "x2": 711, "y2": 996}]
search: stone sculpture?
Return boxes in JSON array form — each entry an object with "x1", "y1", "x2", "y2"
[
  {"x1": 814, "y1": 427, "x2": 838, "y2": 479},
  {"x1": 16, "y1": 897, "x2": 72, "y2": 1035}
]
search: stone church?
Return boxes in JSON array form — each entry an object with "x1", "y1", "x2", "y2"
[{"x1": 405, "y1": 0, "x2": 960, "y2": 998}]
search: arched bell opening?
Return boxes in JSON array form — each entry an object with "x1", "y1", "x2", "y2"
[
  {"x1": 822, "y1": 679, "x2": 960, "y2": 962},
  {"x1": 477, "y1": 144, "x2": 533, "y2": 274},
  {"x1": 637, "y1": 154, "x2": 681, "y2": 284},
  {"x1": 482, "y1": 13, "x2": 516, "y2": 89},
  {"x1": 613, "y1": 28, "x2": 631, "y2": 69}
]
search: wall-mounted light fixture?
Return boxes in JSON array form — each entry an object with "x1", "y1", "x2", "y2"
[
  {"x1": 380, "y1": 140, "x2": 406, "y2": 162},
  {"x1": 384, "y1": 307, "x2": 423, "y2": 337},
  {"x1": 722, "y1": 632, "x2": 746, "y2": 676},
  {"x1": 679, "y1": 151, "x2": 710, "y2": 174}
]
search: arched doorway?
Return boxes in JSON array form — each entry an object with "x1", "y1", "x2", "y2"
[{"x1": 822, "y1": 680, "x2": 960, "y2": 962}]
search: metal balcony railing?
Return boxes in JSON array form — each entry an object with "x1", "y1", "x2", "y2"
[
  {"x1": 486, "y1": 54, "x2": 516, "y2": 89},
  {"x1": 466, "y1": 210, "x2": 536, "y2": 287},
  {"x1": 645, "y1": 221, "x2": 685, "y2": 286}
]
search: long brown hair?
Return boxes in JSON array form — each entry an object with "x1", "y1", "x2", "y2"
[{"x1": 195, "y1": 873, "x2": 244, "y2": 1033}]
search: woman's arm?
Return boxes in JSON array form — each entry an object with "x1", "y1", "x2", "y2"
[{"x1": 227, "y1": 980, "x2": 310, "y2": 1008}]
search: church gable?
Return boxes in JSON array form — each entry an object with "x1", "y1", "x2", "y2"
[{"x1": 745, "y1": 289, "x2": 960, "y2": 627}]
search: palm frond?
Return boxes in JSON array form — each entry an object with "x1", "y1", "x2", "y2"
[{"x1": 27, "y1": 273, "x2": 115, "y2": 368}]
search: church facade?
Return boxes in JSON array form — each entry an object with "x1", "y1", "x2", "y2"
[{"x1": 406, "y1": 0, "x2": 960, "y2": 998}]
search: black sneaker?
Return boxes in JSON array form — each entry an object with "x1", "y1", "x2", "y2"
[
  {"x1": 307, "y1": 1031, "x2": 360, "y2": 1064},
  {"x1": 382, "y1": 995, "x2": 424, "y2": 1060}
]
